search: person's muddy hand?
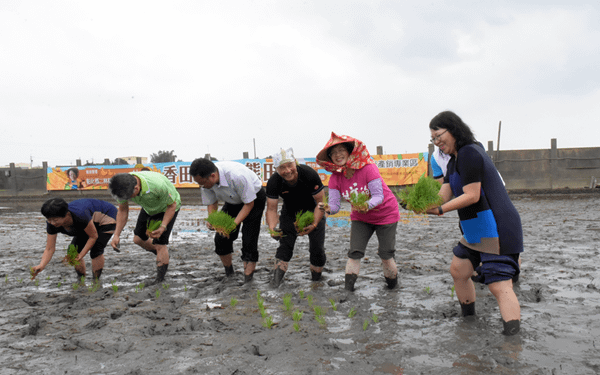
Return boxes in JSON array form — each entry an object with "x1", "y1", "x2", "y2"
[
  {"x1": 30, "y1": 265, "x2": 42, "y2": 280},
  {"x1": 206, "y1": 222, "x2": 215, "y2": 231},
  {"x1": 298, "y1": 224, "x2": 316, "y2": 236},
  {"x1": 269, "y1": 228, "x2": 283, "y2": 240},
  {"x1": 353, "y1": 204, "x2": 369, "y2": 214},
  {"x1": 111, "y1": 236, "x2": 121, "y2": 252},
  {"x1": 149, "y1": 225, "x2": 166, "y2": 239}
]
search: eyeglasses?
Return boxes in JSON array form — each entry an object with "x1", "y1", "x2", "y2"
[{"x1": 430, "y1": 130, "x2": 447, "y2": 144}]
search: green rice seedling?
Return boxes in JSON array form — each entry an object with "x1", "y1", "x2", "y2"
[
  {"x1": 138, "y1": 282, "x2": 145, "y2": 291},
  {"x1": 424, "y1": 286, "x2": 431, "y2": 294},
  {"x1": 257, "y1": 298, "x2": 265, "y2": 310},
  {"x1": 18, "y1": 278, "x2": 23, "y2": 283},
  {"x1": 397, "y1": 174, "x2": 443, "y2": 213},
  {"x1": 363, "y1": 319, "x2": 369, "y2": 331},
  {"x1": 283, "y1": 294, "x2": 293, "y2": 312},
  {"x1": 260, "y1": 307, "x2": 267, "y2": 319},
  {"x1": 256, "y1": 290, "x2": 262, "y2": 300},
  {"x1": 451, "y1": 285, "x2": 455, "y2": 298},
  {"x1": 88, "y1": 281, "x2": 99, "y2": 293},
  {"x1": 294, "y1": 210, "x2": 315, "y2": 232},
  {"x1": 206, "y1": 211, "x2": 237, "y2": 238},
  {"x1": 146, "y1": 219, "x2": 162, "y2": 236},
  {"x1": 371, "y1": 313, "x2": 379, "y2": 323},
  {"x1": 155, "y1": 289, "x2": 161, "y2": 299},
  {"x1": 329, "y1": 298, "x2": 337, "y2": 311},
  {"x1": 63, "y1": 244, "x2": 80, "y2": 267},
  {"x1": 72, "y1": 282, "x2": 79, "y2": 291},
  {"x1": 263, "y1": 315, "x2": 274, "y2": 329},
  {"x1": 30, "y1": 267, "x2": 35, "y2": 279},
  {"x1": 349, "y1": 190, "x2": 370, "y2": 211},
  {"x1": 111, "y1": 280, "x2": 118, "y2": 293},
  {"x1": 46, "y1": 276, "x2": 50, "y2": 281},
  {"x1": 230, "y1": 297, "x2": 238, "y2": 307},
  {"x1": 4, "y1": 275, "x2": 7, "y2": 283},
  {"x1": 57, "y1": 281, "x2": 62, "y2": 288},
  {"x1": 299, "y1": 290, "x2": 305, "y2": 299},
  {"x1": 293, "y1": 322, "x2": 300, "y2": 332},
  {"x1": 306, "y1": 294, "x2": 314, "y2": 306},
  {"x1": 80, "y1": 276, "x2": 85, "y2": 285},
  {"x1": 292, "y1": 309, "x2": 303, "y2": 322},
  {"x1": 162, "y1": 283, "x2": 169, "y2": 289},
  {"x1": 268, "y1": 228, "x2": 286, "y2": 238},
  {"x1": 34, "y1": 279, "x2": 39, "y2": 287},
  {"x1": 315, "y1": 315, "x2": 326, "y2": 326},
  {"x1": 348, "y1": 307, "x2": 357, "y2": 318},
  {"x1": 184, "y1": 285, "x2": 188, "y2": 292},
  {"x1": 313, "y1": 305, "x2": 326, "y2": 317}
]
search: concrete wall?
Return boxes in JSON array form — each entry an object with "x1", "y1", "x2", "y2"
[
  {"x1": 0, "y1": 163, "x2": 47, "y2": 196},
  {"x1": 428, "y1": 139, "x2": 600, "y2": 190},
  {"x1": 488, "y1": 140, "x2": 600, "y2": 190}
]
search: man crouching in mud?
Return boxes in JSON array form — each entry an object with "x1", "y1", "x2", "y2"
[
  {"x1": 32, "y1": 197, "x2": 117, "y2": 283},
  {"x1": 265, "y1": 147, "x2": 327, "y2": 287},
  {"x1": 109, "y1": 171, "x2": 181, "y2": 285}
]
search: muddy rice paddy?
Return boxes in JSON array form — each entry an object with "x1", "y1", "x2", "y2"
[{"x1": 0, "y1": 193, "x2": 599, "y2": 374}]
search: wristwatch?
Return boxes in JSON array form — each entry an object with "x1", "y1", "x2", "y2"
[{"x1": 438, "y1": 206, "x2": 444, "y2": 216}]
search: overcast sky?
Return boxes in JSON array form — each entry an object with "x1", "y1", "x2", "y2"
[{"x1": 2, "y1": 0, "x2": 599, "y2": 167}]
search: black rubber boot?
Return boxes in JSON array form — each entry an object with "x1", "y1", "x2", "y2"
[
  {"x1": 502, "y1": 320, "x2": 520, "y2": 336},
  {"x1": 385, "y1": 275, "x2": 398, "y2": 289},
  {"x1": 244, "y1": 272, "x2": 254, "y2": 283},
  {"x1": 271, "y1": 268, "x2": 285, "y2": 287},
  {"x1": 345, "y1": 273, "x2": 358, "y2": 292},
  {"x1": 76, "y1": 270, "x2": 85, "y2": 280},
  {"x1": 155, "y1": 264, "x2": 168, "y2": 284},
  {"x1": 311, "y1": 270, "x2": 322, "y2": 281},
  {"x1": 224, "y1": 265, "x2": 234, "y2": 277},
  {"x1": 93, "y1": 269, "x2": 103, "y2": 281},
  {"x1": 460, "y1": 302, "x2": 476, "y2": 317}
]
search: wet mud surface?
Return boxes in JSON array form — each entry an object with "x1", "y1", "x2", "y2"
[{"x1": 1, "y1": 195, "x2": 599, "y2": 374}]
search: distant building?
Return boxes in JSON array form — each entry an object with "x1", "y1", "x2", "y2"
[{"x1": 119, "y1": 156, "x2": 148, "y2": 165}]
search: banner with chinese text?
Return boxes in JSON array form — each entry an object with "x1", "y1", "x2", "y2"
[{"x1": 46, "y1": 152, "x2": 429, "y2": 191}]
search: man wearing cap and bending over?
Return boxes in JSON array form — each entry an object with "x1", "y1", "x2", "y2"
[
  {"x1": 266, "y1": 148, "x2": 327, "y2": 287},
  {"x1": 190, "y1": 158, "x2": 266, "y2": 282}
]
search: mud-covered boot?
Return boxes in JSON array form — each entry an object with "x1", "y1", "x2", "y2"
[
  {"x1": 311, "y1": 270, "x2": 322, "y2": 281},
  {"x1": 148, "y1": 264, "x2": 168, "y2": 286},
  {"x1": 92, "y1": 269, "x2": 103, "y2": 282},
  {"x1": 345, "y1": 273, "x2": 358, "y2": 292},
  {"x1": 460, "y1": 302, "x2": 476, "y2": 317},
  {"x1": 224, "y1": 265, "x2": 235, "y2": 277},
  {"x1": 385, "y1": 274, "x2": 398, "y2": 289},
  {"x1": 271, "y1": 267, "x2": 286, "y2": 287},
  {"x1": 502, "y1": 320, "x2": 520, "y2": 336}
]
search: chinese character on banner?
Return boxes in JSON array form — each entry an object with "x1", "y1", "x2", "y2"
[
  {"x1": 245, "y1": 162, "x2": 262, "y2": 179},
  {"x1": 377, "y1": 160, "x2": 386, "y2": 168},
  {"x1": 264, "y1": 162, "x2": 275, "y2": 182},
  {"x1": 402, "y1": 159, "x2": 410, "y2": 168},
  {"x1": 394, "y1": 159, "x2": 402, "y2": 168},
  {"x1": 162, "y1": 165, "x2": 178, "y2": 183},
  {"x1": 179, "y1": 165, "x2": 193, "y2": 183},
  {"x1": 409, "y1": 158, "x2": 418, "y2": 167},
  {"x1": 385, "y1": 160, "x2": 394, "y2": 168}
]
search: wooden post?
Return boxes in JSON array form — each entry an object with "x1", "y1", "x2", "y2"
[
  {"x1": 495, "y1": 121, "x2": 501, "y2": 164},
  {"x1": 376, "y1": 146, "x2": 383, "y2": 155},
  {"x1": 43, "y1": 162, "x2": 48, "y2": 193},
  {"x1": 243, "y1": 152, "x2": 249, "y2": 159},
  {"x1": 550, "y1": 138, "x2": 558, "y2": 189},
  {"x1": 428, "y1": 143, "x2": 434, "y2": 177}
]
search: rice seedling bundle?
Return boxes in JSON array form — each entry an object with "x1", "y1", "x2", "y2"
[
  {"x1": 146, "y1": 219, "x2": 163, "y2": 236},
  {"x1": 294, "y1": 211, "x2": 314, "y2": 232},
  {"x1": 397, "y1": 175, "x2": 443, "y2": 213},
  {"x1": 64, "y1": 244, "x2": 80, "y2": 267},
  {"x1": 206, "y1": 211, "x2": 237, "y2": 238}
]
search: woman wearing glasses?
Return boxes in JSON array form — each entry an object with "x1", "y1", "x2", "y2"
[{"x1": 424, "y1": 111, "x2": 523, "y2": 336}]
